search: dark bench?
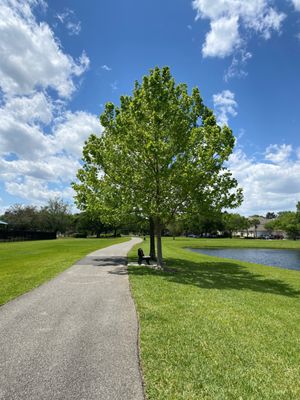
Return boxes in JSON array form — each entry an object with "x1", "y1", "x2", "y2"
[{"x1": 138, "y1": 248, "x2": 151, "y2": 265}]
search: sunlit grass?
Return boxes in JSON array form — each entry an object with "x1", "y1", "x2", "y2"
[
  {"x1": 178, "y1": 236, "x2": 300, "y2": 249},
  {"x1": 129, "y1": 237, "x2": 300, "y2": 400},
  {"x1": 0, "y1": 237, "x2": 127, "y2": 305}
]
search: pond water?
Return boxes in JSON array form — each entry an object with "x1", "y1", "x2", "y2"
[{"x1": 188, "y1": 248, "x2": 300, "y2": 271}]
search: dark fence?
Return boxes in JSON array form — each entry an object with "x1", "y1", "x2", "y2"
[{"x1": 0, "y1": 230, "x2": 56, "y2": 242}]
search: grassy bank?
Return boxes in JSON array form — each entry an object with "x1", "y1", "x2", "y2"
[
  {"x1": 128, "y1": 238, "x2": 300, "y2": 400},
  {"x1": 0, "y1": 237, "x2": 127, "y2": 305},
  {"x1": 176, "y1": 236, "x2": 300, "y2": 249}
]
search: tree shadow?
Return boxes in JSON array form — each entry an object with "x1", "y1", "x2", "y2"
[
  {"x1": 128, "y1": 257, "x2": 300, "y2": 298},
  {"x1": 76, "y1": 256, "x2": 126, "y2": 266},
  {"x1": 108, "y1": 266, "x2": 128, "y2": 275}
]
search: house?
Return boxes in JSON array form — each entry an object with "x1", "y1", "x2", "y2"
[
  {"x1": 0, "y1": 220, "x2": 8, "y2": 229},
  {"x1": 235, "y1": 216, "x2": 286, "y2": 238}
]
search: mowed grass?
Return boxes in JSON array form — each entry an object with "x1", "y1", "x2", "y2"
[
  {"x1": 128, "y1": 238, "x2": 300, "y2": 400},
  {"x1": 0, "y1": 237, "x2": 127, "y2": 305}
]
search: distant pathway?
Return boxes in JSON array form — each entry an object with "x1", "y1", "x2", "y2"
[{"x1": 0, "y1": 237, "x2": 144, "y2": 400}]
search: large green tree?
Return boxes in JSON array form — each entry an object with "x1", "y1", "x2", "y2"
[{"x1": 73, "y1": 67, "x2": 242, "y2": 267}]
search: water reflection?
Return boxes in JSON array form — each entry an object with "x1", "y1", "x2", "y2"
[{"x1": 188, "y1": 248, "x2": 300, "y2": 271}]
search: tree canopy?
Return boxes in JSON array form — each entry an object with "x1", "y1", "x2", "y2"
[
  {"x1": 73, "y1": 67, "x2": 242, "y2": 266},
  {"x1": 266, "y1": 203, "x2": 300, "y2": 240},
  {"x1": 223, "y1": 213, "x2": 250, "y2": 236},
  {"x1": 1, "y1": 198, "x2": 72, "y2": 233}
]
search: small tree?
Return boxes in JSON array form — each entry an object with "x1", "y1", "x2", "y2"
[
  {"x1": 73, "y1": 67, "x2": 242, "y2": 267},
  {"x1": 248, "y1": 217, "x2": 260, "y2": 238}
]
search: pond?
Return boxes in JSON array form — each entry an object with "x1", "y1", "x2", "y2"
[{"x1": 188, "y1": 247, "x2": 300, "y2": 272}]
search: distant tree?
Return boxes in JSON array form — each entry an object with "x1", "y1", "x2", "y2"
[
  {"x1": 266, "y1": 210, "x2": 300, "y2": 240},
  {"x1": 166, "y1": 218, "x2": 185, "y2": 239},
  {"x1": 40, "y1": 198, "x2": 72, "y2": 234},
  {"x1": 196, "y1": 212, "x2": 224, "y2": 236},
  {"x1": 248, "y1": 217, "x2": 260, "y2": 238},
  {"x1": 223, "y1": 213, "x2": 249, "y2": 237},
  {"x1": 73, "y1": 67, "x2": 242, "y2": 267},
  {"x1": 73, "y1": 212, "x2": 106, "y2": 237},
  {"x1": 2, "y1": 204, "x2": 40, "y2": 230},
  {"x1": 266, "y1": 212, "x2": 276, "y2": 219},
  {"x1": 296, "y1": 201, "x2": 300, "y2": 217}
]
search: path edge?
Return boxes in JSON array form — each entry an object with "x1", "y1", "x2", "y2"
[{"x1": 127, "y1": 254, "x2": 147, "y2": 400}]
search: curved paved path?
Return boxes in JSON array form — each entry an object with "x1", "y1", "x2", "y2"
[{"x1": 0, "y1": 237, "x2": 144, "y2": 400}]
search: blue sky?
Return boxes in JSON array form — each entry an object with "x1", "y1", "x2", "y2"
[{"x1": 0, "y1": 0, "x2": 300, "y2": 216}]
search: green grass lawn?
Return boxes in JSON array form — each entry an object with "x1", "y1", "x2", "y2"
[
  {"x1": 128, "y1": 237, "x2": 300, "y2": 400},
  {"x1": 178, "y1": 236, "x2": 300, "y2": 249},
  {"x1": 0, "y1": 237, "x2": 127, "y2": 305}
]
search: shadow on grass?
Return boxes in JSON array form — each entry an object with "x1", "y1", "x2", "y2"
[{"x1": 128, "y1": 257, "x2": 300, "y2": 298}]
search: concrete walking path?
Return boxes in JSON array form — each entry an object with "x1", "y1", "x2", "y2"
[{"x1": 0, "y1": 237, "x2": 144, "y2": 400}]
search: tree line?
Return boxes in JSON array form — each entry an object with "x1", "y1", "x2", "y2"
[
  {"x1": 0, "y1": 198, "x2": 155, "y2": 238},
  {"x1": 0, "y1": 198, "x2": 123, "y2": 237},
  {"x1": 166, "y1": 212, "x2": 259, "y2": 238},
  {"x1": 265, "y1": 202, "x2": 300, "y2": 240},
  {"x1": 1, "y1": 197, "x2": 299, "y2": 240}
]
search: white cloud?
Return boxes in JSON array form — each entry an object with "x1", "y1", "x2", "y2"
[
  {"x1": 0, "y1": 156, "x2": 80, "y2": 183},
  {"x1": 229, "y1": 146, "x2": 300, "y2": 215},
  {"x1": 66, "y1": 21, "x2": 81, "y2": 36},
  {"x1": 0, "y1": 101, "x2": 53, "y2": 158},
  {"x1": 5, "y1": 177, "x2": 66, "y2": 203},
  {"x1": 265, "y1": 144, "x2": 292, "y2": 164},
  {"x1": 192, "y1": 0, "x2": 285, "y2": 58},
  {"x1": 56, "y1": 8, "x2": 81, "y2": 36},
  {"x1": 0, "y1": 0, "x2": 89, "y2": 98},
  {"x1": 0, "y1": 107, "x2": 101, "y2": 203},
  {"x1": 213, "y1": 90, "x2": 238, "y2": 125},
  {"x1": 53, "y1": 111, "x2": 102, "y2": 158},
  {"x1": 0, "y1": 101, "x2": 101, "y2": 174},
  {"x1": 224, "y1": 50, "x2": 252, "y2": 81},
  {"x1": 110, "y1": 81, "x2": 118, "y2": 91},
  {"x1": 3, "y1": 92, "x2": 53, "y2": 124},
  {"x1": 203, "y1": 16, "x2": 240, "y2": 58},
  {"x1": 0, "y1": 0, "x2": 98, "y2": 208},
  {"x1": 101, "y1": 65, "x2": 112, "y2": 71},
  {"x1": 291, "y1": 0, "x2": 300, "y2": 11}
]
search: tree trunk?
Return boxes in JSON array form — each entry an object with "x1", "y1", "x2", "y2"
[
  {"x1": 149, "y1": 217, "x2": 156, "y2": 260},
  {"x1": 155, "y1": 218, "x2": 163, "y2": 268}
]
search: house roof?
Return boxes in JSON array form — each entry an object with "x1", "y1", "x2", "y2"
[
  {"x1": 0, "y1": 220, "x2": 8, "y2": 225},
  {"x1": 248, "y1": 216, "x2": 273, "y2": 232}
]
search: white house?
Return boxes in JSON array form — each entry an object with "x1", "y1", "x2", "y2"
[{"x1": 235, "y1": 216, "x2": 285, "y2": 238}]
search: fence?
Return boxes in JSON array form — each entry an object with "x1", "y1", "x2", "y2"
[{"x1": 0, "y1": 230, "x2": 56, "y2": 242}]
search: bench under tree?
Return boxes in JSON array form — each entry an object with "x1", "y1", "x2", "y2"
[{"x1": 137, "y1": 248, "x2": 151, "y2": 265}]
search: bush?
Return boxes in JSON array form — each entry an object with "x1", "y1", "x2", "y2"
[{"x1": 72, "y1": 232, "x2": 87, "y2": 238}]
